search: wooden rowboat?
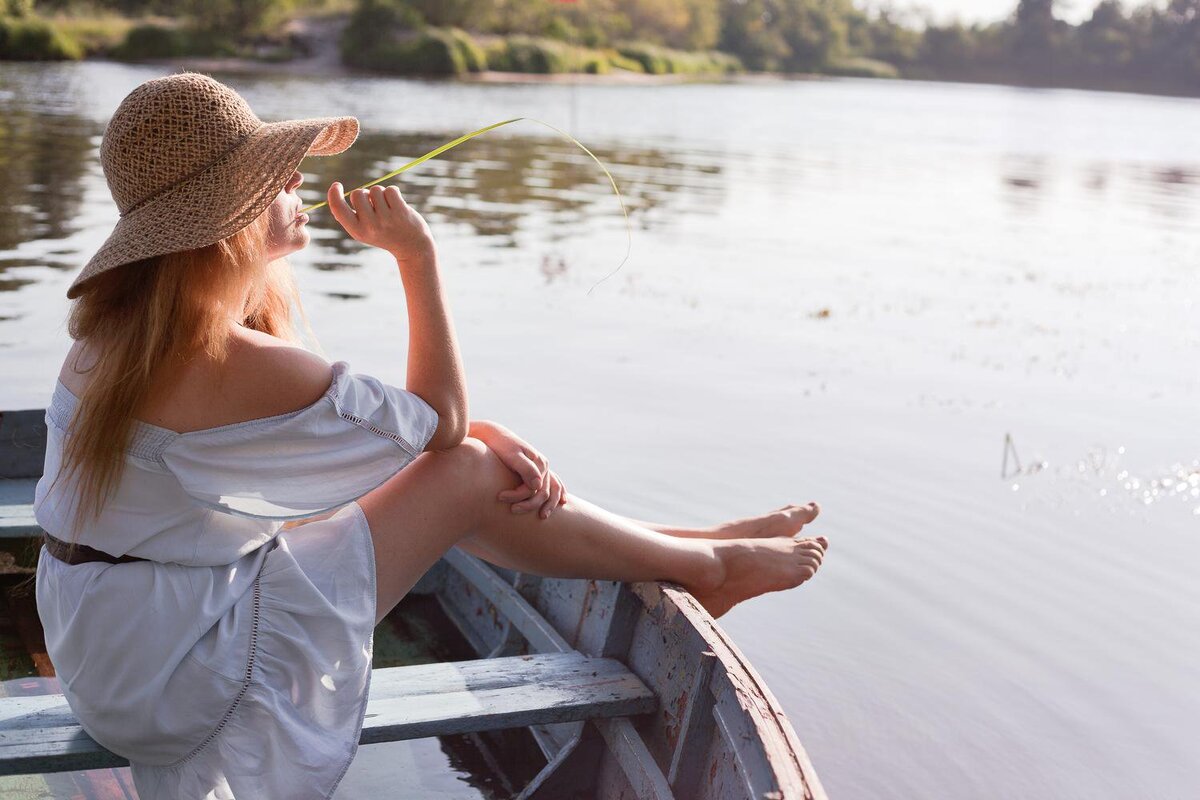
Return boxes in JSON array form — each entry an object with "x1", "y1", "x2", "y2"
[{"x1": 0, "y1": 407, "x2": 828, "y2": 799}]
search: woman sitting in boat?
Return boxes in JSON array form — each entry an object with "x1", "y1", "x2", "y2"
[{"x1": 34, "y1": 72, "x2": 829, "y2": 799}]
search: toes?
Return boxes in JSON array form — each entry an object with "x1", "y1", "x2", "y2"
[{"x1": 793, "y1": 534, "x2": 829, "y2": 554}]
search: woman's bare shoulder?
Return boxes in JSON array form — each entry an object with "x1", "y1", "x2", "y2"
[
  {"x1": 109, "y1": 328, "x2": 335, "y2": 433},
  {"x1": 222, "y1": 327, "x2": 334, "y2": 413}
]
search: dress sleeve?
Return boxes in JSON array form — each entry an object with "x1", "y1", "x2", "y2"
[{"x1": 161, "y1": 361, "x2": 439, "y2": 519}]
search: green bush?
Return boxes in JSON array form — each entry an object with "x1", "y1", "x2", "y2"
[
  {"x1": 111, "y1": 23, "x2": 238, "y2": 61},
  {"x1": 53, "y1": 14, "x2": 138, "y2": 57},
  {"x1": 445, "y1": 26, "x2": 486, "y2": 72},
  {"x1": 2, "y1": 0, "x2": 31, "y2": 17},
  {"x1": 341, "y1": 0, "x2": 422, "y2": 58},
  {"x1": 486, "y1": 35, "x2": 618, "y2": 75},
  {"x1": 616, "y1": 41, "x2": 742, "y2": 75},
  {"x1": 344, "y1": 0, "x2": 483, "y2": 74},
  {"x1": 604, "y1": 50, "x2": 644, "y2": 73},
  {"x1": 345, "y1": 28, "x2": 477, "y2": 75},
  {"x1": 487, "y1": 35, "x2": 561, "y2": 73},
  {"x1": 823, "y1": 56, "x2": 899, "y2": 79},
  {"x1": 112, "y1": 23, "x2": 187, "y2": 58},
  {"x1": 0, "y1": 16, "x2": 83, "y2": 61}
]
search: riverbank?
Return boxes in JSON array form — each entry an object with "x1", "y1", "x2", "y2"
[{"x1": 3, "y1": 5, "x2": 1198, "y2": 99}]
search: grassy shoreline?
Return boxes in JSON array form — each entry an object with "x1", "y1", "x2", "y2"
[{"x1": 3, "y1": 6, "x2": 1198, "y2": 99}]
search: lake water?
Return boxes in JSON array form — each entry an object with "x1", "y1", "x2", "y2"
[{"x1": 1, "y1": 62, "x2": 1198, "y2": 799}]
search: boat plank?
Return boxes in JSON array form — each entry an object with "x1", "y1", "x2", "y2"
[
  {"x1": 0, "y1": 477, "x2": 39, "y2": 538},
  {"x1": 667, "y1": 650, "x2": 717, "y2": 794},
  {"x1": 442, "y1": 548, "x2": 571, "y2": 654},
  {"x1": 0, "y1": 653, "x2": 656, "y2": 776},
  {"x1": 595, "y1": 717, "x2": 676, "y2": 800}
]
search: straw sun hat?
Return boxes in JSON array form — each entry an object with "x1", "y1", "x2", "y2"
[{"x1": 67, "y1": 71, "x2": 359, "y2": 299}]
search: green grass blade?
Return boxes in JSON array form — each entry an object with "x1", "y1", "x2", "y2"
[{"x1": 300, "y1": 117, "x2": 632, "y2": 294}]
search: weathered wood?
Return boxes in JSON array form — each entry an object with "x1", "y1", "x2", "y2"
[
  {"x1": 487, "y1": 572, "x2": 544, "y2": 659},
  {"x1": 517, "y1": 719, "x2": 606, "y2": 800},
  {"x1": 0, "y1": 478, "x2": 39, "y2": 538},
  {"x1": 442, "y1": 548, "x2": 572, "y2": 655},
  {"x1": 667, "y1": 650, "x2": 717, "y2": 795},
  {"x1": 629, "y1": 582, "x2": 829, "y2": 800},
  {"x1": 0, "y1": 411, "x2": 46, "y2": 480},
  {"x1": 594, "y1": 717, "x2": 675, "y2": 800},
  {"x1": 0, "y1": 653, "x2": 656, "y2": 776}
]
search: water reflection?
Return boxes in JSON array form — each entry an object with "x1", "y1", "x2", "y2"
[
  {"x1": 298, "y1": 130, "x2": 725, "y2": 255},
  {"x1": 0, "y1": 90, "x2": 726, "y2": 293},
  {"x1": 0, "y1": 109, "x2": 95, "y2": 250}
]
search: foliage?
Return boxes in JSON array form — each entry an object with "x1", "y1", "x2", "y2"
[
  {"x1": 445, "y1": 26, "x2": 486, "y2": 71},
  {"x1": 3, "y1": 0, "x2": 31, "y2": 18},
  {"x1": 0, "y1": 14, "x2": 83, "y2": 59},
  {"x1": 823, "y1": 55, "x2": 898, "y2": 79},
  {"x1": 50, "y1": 12, "x2": 139, "y2": 56},
  {"x1": 480, "y1": 35, "x2": 680, "y2": 74},
  {"x1": 342, "y1": 4, "x2": 487, "y2": 76},
  {"x1": 1, "y1": 0, "x2": 1197, "y2": 95},
  {"x1": 616, "y1": 40, "x2": 740, "y2": 74}
]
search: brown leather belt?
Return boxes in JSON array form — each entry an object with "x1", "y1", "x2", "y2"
[{"x1": 41, "y1": 532, "x2": 150, "y2": 565}]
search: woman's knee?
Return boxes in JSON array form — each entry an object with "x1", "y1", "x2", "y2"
[{"x1": 429, "y1": 436, "x2": 517, "y2": 495}]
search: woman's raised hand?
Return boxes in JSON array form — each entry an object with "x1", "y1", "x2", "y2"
[
  {"x1": 470, "y1": 421, "x2": 568, "y2": 519},
  {"x1": 327, "y1": 181, "x2": 436, "y2": 266}
]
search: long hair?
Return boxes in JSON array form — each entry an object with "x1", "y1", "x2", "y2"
[{"x1": 58, "y1": 210, "x2": 305, "y2": 532}]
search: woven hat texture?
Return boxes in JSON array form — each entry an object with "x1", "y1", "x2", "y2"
[{"x1": 68, "y1": 71, "x2": 358, "y2": 298}]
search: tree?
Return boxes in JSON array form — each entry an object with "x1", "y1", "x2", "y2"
[
  {"x1": 718, "y1": 0, "x2": 790, "y2": 71},
  {"x1": 1010, "y1": 0, "x2": 1058, "y2": 81}
]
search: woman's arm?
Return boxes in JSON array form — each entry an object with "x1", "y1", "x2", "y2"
[
  {"x1": 327, "y1": 182, "x2": 468, "y2": 450},
  {"x1": 399, "y1": 247, "x2": 468, "y2": 449}
]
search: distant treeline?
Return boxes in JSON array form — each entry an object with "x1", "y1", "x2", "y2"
[
  {"x1": 3, "y1": 0, "x2": 1200, "y2": 95},
  {"x1": 364, "y1": 0, "x2": 1200, "y2": 91}
]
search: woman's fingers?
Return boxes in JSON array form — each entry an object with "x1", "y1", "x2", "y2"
[
  {"x1": 384, "y1": 185, "x2": 403, "y2": 209},
  {"x1": 327, "y1": 182, "x2": 360, "y2": 235},
  {"x1": 498, "y1": 485, "x2": 534, "y2": 503},
  {"x1": 539, "y1": 474, "x2": 565, "y2": 519},
  {"x1": 513, "y1": 473, "x2": 552, "y2": 514},
  {"x1": 349, "y1": 188, "x2": 373, "y2": 220},
  {"x1": 369, "y1": 185, "x2": 387, "y2": 212},
  {"x1": 513, "y1": 451, "x2": 543, "y2": 493}
]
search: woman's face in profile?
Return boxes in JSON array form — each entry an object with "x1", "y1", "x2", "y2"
[{"x1": 263, "y1": 170, "x2": 310, "y2": 261}]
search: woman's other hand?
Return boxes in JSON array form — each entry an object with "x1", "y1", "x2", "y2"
[
  {"x1": 469, "y1": 421, "x2": 568, "y2": 519},
  {"x1": 327, "y1": 181, "x2": 436, "y2": 267}
]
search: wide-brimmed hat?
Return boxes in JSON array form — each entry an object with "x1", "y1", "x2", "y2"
[{"x1": 67, "y1": 71, "x2": 358, "y2": 299}]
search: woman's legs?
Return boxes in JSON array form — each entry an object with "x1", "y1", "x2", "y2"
[
  {"x1": 623, "y1": 502, "x2": 822, "y2": 540},
  {"x1": 358, "y1": 438, "x2": 826, "y2": 623}
]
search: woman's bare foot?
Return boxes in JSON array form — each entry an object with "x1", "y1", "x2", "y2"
[
  {"x1": 707, "y1": 502, "x2": 821, "y2": 540},
  {"x1": 688, "y1": 534, "x2": 828, "y2": 618}
]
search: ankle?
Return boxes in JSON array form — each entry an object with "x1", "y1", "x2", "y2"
[{"x1": 691, "y1": 542, "x2": 726, "y2": 594}]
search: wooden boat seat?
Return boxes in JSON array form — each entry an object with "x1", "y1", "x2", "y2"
[
  {"x1": 0, "y1": 477, "x2": 38, "y2": 539},
  {"x1": 0, "y1": 414, "x2": 658, "y2": 779},
  {"x1": 0, "y1": 651, "x2": 655, "y2": 776}
]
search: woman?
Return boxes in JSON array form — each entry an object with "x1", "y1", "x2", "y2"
[{"x1": 35, "y1": 72, "x2": 828, "y2": 799}]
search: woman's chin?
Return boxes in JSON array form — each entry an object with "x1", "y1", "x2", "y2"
[{"x1": 267, "y1": 232, "x2": 310, "y2": 261}]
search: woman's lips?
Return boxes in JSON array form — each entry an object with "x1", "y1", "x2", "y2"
[{"x1": 295, "y1": 212, "x2": 309, "y2": 225}]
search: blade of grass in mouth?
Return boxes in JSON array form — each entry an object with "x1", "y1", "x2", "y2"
[{"x1": 300, "y1": 117, "x2": 632, "y2": 294}]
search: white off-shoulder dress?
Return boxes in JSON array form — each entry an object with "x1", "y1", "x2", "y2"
[{"x1": 33, "y1": 361, "x2": 439, "y2": 800}]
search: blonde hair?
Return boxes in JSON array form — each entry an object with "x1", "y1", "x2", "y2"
[{"x1": 59, "y1": 211, "x2": 305, "y2": 531}]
